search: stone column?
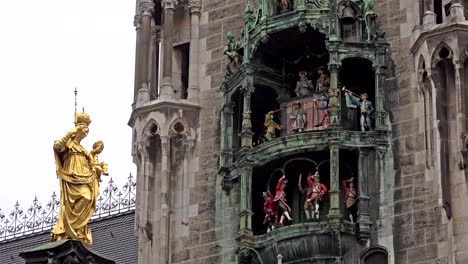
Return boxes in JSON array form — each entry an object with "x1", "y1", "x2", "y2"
[
  {"x1": 137, "y1": 1, "x2": 155, "y2": 107},
  {"x1": 187, "y1": 0, "x2": 201, "y2": 103},
  {"x1": 449, "y1": 0, "x2": 466, "y2": 22},
  {"x1": 423, "y1": 0, "x2": 436, "y2": 29},
  {"x1": 159, "y1": 135, "x2": 170, "y2": 264},
  {"x1": 133, "y1": 15, "x2": 142, "y2": 108},
  {"x1": 328, "y1": 62, "x2": 341, "y2": 127},
  {"x1": 328, "y1": 144, "x2": 341, "y2": 224},
  {"x1": 239, "y1": 166, "x2": 253, "y2": 231},
  {"x1": 150, "y1": 25, "x2": 161, "y2": 99},
  {"x1": 159, "y1": 0, "x2": 176, "y2": 100},
  {"x1": 357, "y1": 148, "x2": 372, "y2": 242},
  {"x1": 240, "y1": 69, "x2": 254, "y2": 149},
  {"x1": 374, "y1": 61, "x2": 387, "y2": 130}
]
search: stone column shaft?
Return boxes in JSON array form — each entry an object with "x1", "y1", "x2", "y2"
[
  {"x1": 240, "y1": 167, "x2": 253, "y2": 230},
  {"x1": 328, "y1": 145, "x2": 341, "y2": 220},
  {"x1": 136, "y1": 1, "x2": 155, "y2": 107},
  {"x1": 160, "y1": 0, "x2": 176, "y2": 100},
  {"x1": 159, "y1": 136, "x2": 170, "y2": 264},
  {"x1": 150, "y1": 26, "x2": 161, "y2": 99},
  {"x1": 328, "y1": 63, "x2": 340, "y2": 127},
  {"x1": 188, "y1": 1, "x2": 201, "y2": 102},
  {"x1": 133, "y1": 16, "x2": 142, "y2": 106}
]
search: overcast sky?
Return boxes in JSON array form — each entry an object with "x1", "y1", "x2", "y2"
[{"x1": 0, "y1": 1, "x2": 137, "y2": 212}]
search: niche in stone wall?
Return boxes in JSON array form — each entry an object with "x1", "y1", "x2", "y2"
[
  {"x1": 432, "y1": 46, "x2": 455, "y2": 219},
  {"x1": 340, "y1": 58, "x2": 375, "y2": 131},
  {"x1": 251, "y1": 86, "x2": 280, "y2": 145},
  {"x1": 231, "y1": 89, "x2": 243, "y2": 156},
  {"x1": 173, "y1": 43, "x2": 190, "y2": 99}
]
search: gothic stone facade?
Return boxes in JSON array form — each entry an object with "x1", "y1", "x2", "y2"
[{"x1": 129, "y1": 0, "x2": 468, "y2": 263}]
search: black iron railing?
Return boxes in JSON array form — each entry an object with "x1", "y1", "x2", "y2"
[{"x1": 0, "y1": 173, "x2": 136, "y2": 242}]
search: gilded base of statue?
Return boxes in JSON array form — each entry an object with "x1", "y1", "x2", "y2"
[{"x1": 19, "y1": 239, "x2": 115, "y2": 264}]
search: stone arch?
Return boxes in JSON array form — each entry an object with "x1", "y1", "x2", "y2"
[
  {"x1": 167, "y1": 117, "x2": 193, "y2": 140},
  {"x1": 141, "y1": 118, "x2": 161, "y2": 142},
  {"x1": 360, "y1": 246, "x2": 389, "y2": 264},
  {"x1": 431, "y1": 42, "x2": 454, "y2": 68}
]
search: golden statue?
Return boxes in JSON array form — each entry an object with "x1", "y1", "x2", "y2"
[{"x1": 51, "y1": 90, "x2": 108, "y2": 246}]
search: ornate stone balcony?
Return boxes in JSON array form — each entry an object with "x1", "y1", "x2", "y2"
[{"x1": 246, "y1": 222, "x2": 359, "y2": 264}]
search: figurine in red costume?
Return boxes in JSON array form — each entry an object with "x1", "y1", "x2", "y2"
[
  {"x1": 262, "y1": 190, "x2": 278, "y2": 232},
  {"x1": 299, "y1": 171, "x2": 328, "y2": 220},
  {"x1": 343, "y1": 177, "x2": 358, "y2": 223},
  {"x1": 273, "y1": 175, "x2": 293, "y2": 225}
]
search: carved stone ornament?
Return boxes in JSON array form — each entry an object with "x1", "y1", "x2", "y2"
[
  {"x1": 188, "y1": 0, "x2": 202, "y2": 13},
  {"x1": 139, "y1": 1, "x2": 155, "y2": 16},
  {"x1": 152, "y1": 25, "x2": 162, "y2": 41},
  {"x1": 162, "y1": 0, "x2": 178, "y2": 10},
  {"x1": 238, "y1": 248, "x2": 253, "y2": 264}
]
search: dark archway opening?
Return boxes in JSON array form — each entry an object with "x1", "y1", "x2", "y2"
[
  {"x1": 251, "y1": 151, "x2": 330, "y2": 235},
  {"x1": 231, "y1": 90, "x2": 243, "y2": 156},
  {"x1": 253, "y1": 28, "x2": 329, "y2": 98},
  {"x1": 340, "y1": 58, "x2": 375, "y2": 131},
  {"x1": 252, "y1": 86, "x2": 280, "y2": 145}
]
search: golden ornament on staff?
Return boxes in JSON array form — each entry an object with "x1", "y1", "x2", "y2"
[{"x1": 50, "y1": 89, "x2": 109, "y2": 246}]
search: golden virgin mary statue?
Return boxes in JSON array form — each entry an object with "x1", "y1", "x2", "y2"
[{"x1": 50, "y1": 99, "x2": 107, "y2": 246}]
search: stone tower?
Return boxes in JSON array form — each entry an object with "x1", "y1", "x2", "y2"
[{"x1": 129, "y1": 0, "x2": 468, "y2": 263}]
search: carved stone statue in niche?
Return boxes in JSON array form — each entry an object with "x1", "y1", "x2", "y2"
[
  {"x1": 298, "y1": 171, "x2": 328, "y2": 220},
  {"x1": 264, "y1": 111, "x2": 281, "y2": 141},
  {"x1": 295, "y1": 71, "x2": 314, "y2": 97},
  {"x1": 262, "y1": 190, "x2": 278, "y2": 232},
  {"x1": 290, "y1": 101, "x2": 306, "y2": 133},
  {"x1": 343, "y1": 177, "x2": 358, "y2": 223},
  {"x1": 273, "y1": 175, "x2": 293, "y2": 225},
  {"x1": 224, "y1": 31, "x2": 241, "y2": 76},
  {"x1": 363, "y1": 0, "x2": 377, "y2": 41}
]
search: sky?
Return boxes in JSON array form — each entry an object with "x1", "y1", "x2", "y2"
[{"x1": 0, "y1": 1, "x2": 137, "y2": 212}]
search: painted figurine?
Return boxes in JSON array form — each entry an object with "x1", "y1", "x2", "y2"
[
  {"x1": 299, "y1": 171, "x2": 328, "y2": 220},
  {"x1": 343, "y1": 177, "x2": 358, "y2": 223},
  {"x1": 316, "y1": 66, "x2": 330, "y2": 94},
  {"x1": 295, "y1": 71, "x2": 314, "y2": 97},
  {"x1": 273, "y1": 175, "x2": 293, "y2": 225},
  {"x1": 290, "y1": 101, "x2": 306, "y2": 133},
  {"x1": 264, "y1": 111, "x2": 281, "y2": 141},
  {"x1": 278, "y1": 0, "x2": 291, "y2": 12},
  {"x1": 345, "y1": 91, "x2": 374, "y2": 131},
  {"x1": 263, "y1": 190, "x2": 278, "y2": 232},
  {"x1": 313, "y1": 94, "x2": 331, "y2": 127}
]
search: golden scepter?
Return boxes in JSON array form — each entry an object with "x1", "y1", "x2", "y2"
[{"x1": 74, "y1": 88, "x2": 78, "y2": 124}]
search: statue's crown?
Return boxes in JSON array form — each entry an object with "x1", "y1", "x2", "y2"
[{"x1": 75, "y1": 112, "x2": 91, "y2": 127}]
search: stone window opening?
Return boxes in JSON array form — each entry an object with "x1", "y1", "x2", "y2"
[
  {"x1": 147, "y1": 124, "x2": 162, "y2": 163},
  {"x1": 251, "y1": 86, "x2": 280, "y2": 146},
  {"x1": 360, "y1": 246, "x2": 389, "y2": 264},
  {"x1": 251, "y1": 150, "x2": 358, "y2": 235},
  {"x1": 339, "y1": 58, "x2": 375, "y2": 131},
  {"x1": 173, "y1": 43, "x2": 190, "y2": 99}
]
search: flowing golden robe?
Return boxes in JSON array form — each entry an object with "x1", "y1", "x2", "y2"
[{"x1": 51, "y1": 131, "x2": 99, "y2": 246}]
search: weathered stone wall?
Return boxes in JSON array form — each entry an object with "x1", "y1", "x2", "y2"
[{"x1": 375, "y1": 1, "x2": 448, "y2": 263}]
